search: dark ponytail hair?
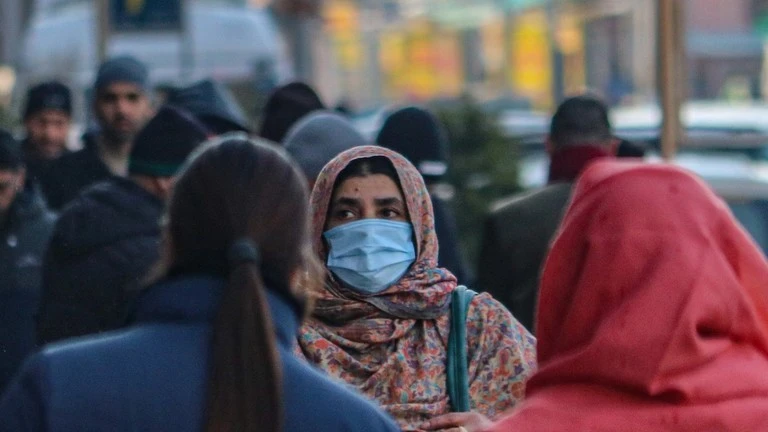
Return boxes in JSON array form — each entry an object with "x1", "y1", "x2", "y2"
[{"x1": 161, "y1": 136, "x2": 320, "y2": 432}]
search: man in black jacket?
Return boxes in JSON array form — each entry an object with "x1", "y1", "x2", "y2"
[
  {"x1": 477, "y1": 96, "x2": 618, "y2": 332},
  {"x1": 19, "y1": 81, "x2": 73, "y2": 193},
  {"x1": 0, "y1": 130, "x2": 56, "y2": 393},
  {"x1": 42, "y1": 56, "x2": 154, "y2": 210},
  {"x1": 37, "y1": 106, "x2": 210, "y2": 344}
]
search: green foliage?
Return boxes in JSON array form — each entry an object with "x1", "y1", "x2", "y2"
[
  {"x1": 0, "y1": 105, "x2": 17, "y2": 131},
  {"x1": 433, "y1": 95, "x2": 521, "y2": 270}
]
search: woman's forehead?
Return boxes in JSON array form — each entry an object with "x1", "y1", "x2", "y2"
[{"x1": 332, "y1": 174, "x2": 404, "y2": 201}]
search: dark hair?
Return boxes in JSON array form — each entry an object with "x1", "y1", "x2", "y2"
[
  {"x1": 162, "y1": 137, "x2": 319, "y2": 432},
  {"x1": 259, "y1": 82, "x2": 325, "y2": 144},
  {"x1": 0, "y1": 130, "x2": 23, "y2": 171},
  {"x1": 24, "y1": 81, "x2": 72, "y2": 119},
  {"x1": 376, "y1": 106, "x2": 449, "y2": 184},
  {"x1": 334, "y1": 156, "x2": 400, "y2": 191},
  {"x1": 550, "y1": 96, "x2": 612, "y2": 147}
]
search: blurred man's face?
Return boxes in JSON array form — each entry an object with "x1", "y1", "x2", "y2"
[
  {"x1": 94, "y1": 82, "x2": 152, "y2": 146},
  {"x1": 24, "y1": 110, "x2": 71, "y2": 160},
  {"x1": 0, "y1": 168, "x2": 24, "y2": 216}
]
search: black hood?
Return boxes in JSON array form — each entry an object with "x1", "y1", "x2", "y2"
[
  {"x1": 376, "y1": 106, "x2": 450, "y2": 181},
  {"x1": 50, "y1": 177, "x2": 163, "y2": 259},
  {"x1": 166, "y1": 80, "x2": 250, "y2": 134}
]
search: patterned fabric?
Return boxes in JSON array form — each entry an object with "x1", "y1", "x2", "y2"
[{"x1": 298, "y1": 146, "x2": 536, "y2": 431}]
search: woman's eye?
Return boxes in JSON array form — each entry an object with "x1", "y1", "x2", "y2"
[
  {"x1": 336, "y1": 210, "x2": 355, "y2": 219},
  {"x1": 382, "y1": 209, "x2": 400, "y2": 218}
]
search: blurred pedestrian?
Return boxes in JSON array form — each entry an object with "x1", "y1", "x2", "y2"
[
  {"x1": 0, "y1": 138, "x2": 400, "y2": 432},
  {"x1": 284, "y1": 110, "x2": 367, "y2": 189},
  {"x1": 42, "y1": 56, "x2": 154, "y2": 210},
  {"x1": 259, "y1": 81, "x2": 324, "y2": 144},
  {"x1": 616, "y1": 138, "x2": 646, "y2": 158},
  {"x1": 377, "y1": 106, "x2": 471, "y2": 283},
  {"x1": 477, "y1": 96, "x2": 618, "y2": 332},
  {"x1": 297, "y1": 146, "x2": 536, "y2": 431},
  {"x1": 166, "y1": 79, "x2": 251, "y2": 134},
  {"x1": 37, "y1": 106, "x2": 210, "y2": 344},
  {"x1": 487, "y1": 161, "x2": 768, "y2": 431},
  {"x1": 0, "y1": 130, "x2": 56, "y2": 394},
  {"x1": 20, "y1": 81, "x2": 72, "y2": 193}
]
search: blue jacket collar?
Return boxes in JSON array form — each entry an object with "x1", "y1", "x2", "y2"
[{"x1": 134, "y1": 275, "x2": 300, "y2": 348}]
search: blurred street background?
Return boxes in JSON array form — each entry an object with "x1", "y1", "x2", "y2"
[
  {"x1": 2, "y1": 0, "x2": 767, "y2": 120},
  {"x1": 2, "y1": 0, "x2": 768, "y2": 265}
]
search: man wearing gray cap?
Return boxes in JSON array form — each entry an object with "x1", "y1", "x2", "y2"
[{"x1": 42, "y1": 56, "x2": 154, "y2": 210}]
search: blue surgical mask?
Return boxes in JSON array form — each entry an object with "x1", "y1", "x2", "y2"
[{"x1": 324, "y1": 219, "x2": 416, "y2": 295}]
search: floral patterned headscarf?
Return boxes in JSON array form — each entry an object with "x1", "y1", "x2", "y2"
[
  {"x1": 299, "y1": 146, "x2": 536, "y2": 431},
  {"x1": 308, "y1": 145, "x2": 457, "y2": 319}
]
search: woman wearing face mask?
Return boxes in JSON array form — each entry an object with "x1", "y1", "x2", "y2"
[
  {"x1": 0, "y1": 138, "x2": 400, "y2": 432},
  {"x1": 298, "y1": 146, "x2": 537, "y2": 432}
]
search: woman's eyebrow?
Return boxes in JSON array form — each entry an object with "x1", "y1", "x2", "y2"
[
  {"x1": 374, "y1": 197, "x2": 404, "y2": 207},
  {"x1": 331, "y1": 197, "x2": 361, "y2": 207}
]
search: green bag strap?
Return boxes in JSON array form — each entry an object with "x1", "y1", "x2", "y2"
[{"x1": 447, "y1": 285, "x2": 478, "y2": 412}]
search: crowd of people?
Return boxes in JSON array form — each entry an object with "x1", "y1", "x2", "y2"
[{"x1": 0, "y1": 54, "x2": 766, "y2": 431}]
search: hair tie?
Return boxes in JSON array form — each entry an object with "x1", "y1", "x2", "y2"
[{"x1": 228, "y1": 238, "x2": 260, "y2": 268}]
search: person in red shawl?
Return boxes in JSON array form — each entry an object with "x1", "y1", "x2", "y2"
[
  {"x1": 298, "y1": 146, "x2": 536, "y2": 431},
  {"x1": 487, "y1": 160, "x2": 768, "y2": 431}
]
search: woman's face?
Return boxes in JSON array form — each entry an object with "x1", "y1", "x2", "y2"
[{"x1": 326, "y1": 174, "x2": 408, "y2": 230}]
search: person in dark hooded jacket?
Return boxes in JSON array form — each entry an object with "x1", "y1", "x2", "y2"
[
  {"x1": 165, "y1": 79, "x2": 251, "y2": 134},
  {"x1": 259, "y1": 81, "x2": 325, "y2": 144},
  {"x1": 0, "y1": 131, "x2": 56, "y2": 394},
  {"x1": 376, "y1": 106, "x2": 471, "y2": 283},
  {"x1": 37, "y1": 106, "x2": 210, "y2": 344},
  {"x1": 284, "y1": 110, "x2": 368, "y2": 189}
]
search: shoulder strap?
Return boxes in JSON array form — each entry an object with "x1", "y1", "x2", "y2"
[{"x1": 447, "y1": 285, "x2": 478, "y2": 412}]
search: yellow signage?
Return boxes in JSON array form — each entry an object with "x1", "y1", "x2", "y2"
[
  {"x1": 510, "y1": 9, "x2": 553, "y2": 108},
  {"x1": 126, "y1": 0, "x2": 145, "y2": 16}
]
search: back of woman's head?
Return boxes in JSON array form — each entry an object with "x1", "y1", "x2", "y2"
[
  {"x1": 167, "y1": 136, "x2": 314, "y2": 432},
  {"x1": 532, "y1": 160, "x2": 768, "y2": 401}
]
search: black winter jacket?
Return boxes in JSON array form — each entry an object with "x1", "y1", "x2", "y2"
[
  {"x1": 37, "y1": 177, "x2": 163, "y2": 344},
  {"x1": 41, "y1": 133, "x2": 113, "y2": 211},
  {"x1": 0, "y1": 190, "x2": 56, "y2": 393}
]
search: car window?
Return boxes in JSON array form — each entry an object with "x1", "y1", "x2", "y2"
[{"x1": 728, "y1": 200, "x2": 768, "y2": 253}]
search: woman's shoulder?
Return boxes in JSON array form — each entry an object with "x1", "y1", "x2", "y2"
[
  {"x1": 281, "y1": 354, "x2": 400, "y2": 432},
  {"x1": 465, "y1": 291, "x2": 536, "y2": 353},
  {"x1": 468, "y1": 292, "x2": 524, "y2": 328}
]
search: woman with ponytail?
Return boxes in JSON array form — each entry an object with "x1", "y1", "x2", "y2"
[{"x1": 0, "y1": 137, "x2": 400, "y2": 432}]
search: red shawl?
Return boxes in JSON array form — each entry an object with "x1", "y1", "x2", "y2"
[{"x1": 489, "y1": 161, "x2": 768, "y2": 431}]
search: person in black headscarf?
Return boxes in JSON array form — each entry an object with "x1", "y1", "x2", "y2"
[
  {"x1": 165, "y1": 79, "x2": 251, "y2": 134},
  {"x1": 376, "y1": 106, "x2": 471, "y2": 283},
  {"x1": 259, "y1": 82, "x2": 324, "y2": 144}
]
